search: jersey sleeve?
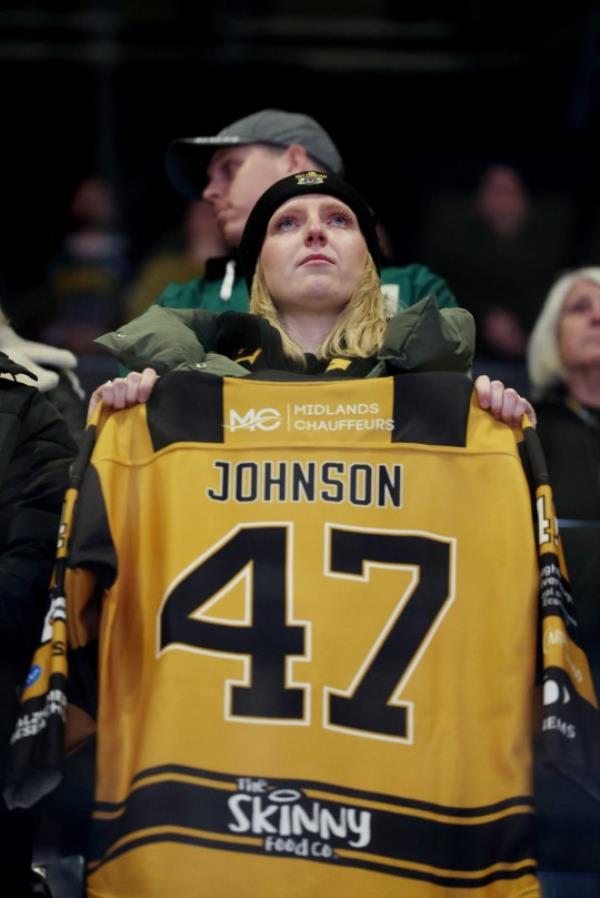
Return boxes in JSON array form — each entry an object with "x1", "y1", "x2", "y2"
[
  {"x1": 3, "y1": 422, "x2": 114, "y2": 810},
  {"x1": 524, "y1": 421, "x2": 600, "y2": 799}
]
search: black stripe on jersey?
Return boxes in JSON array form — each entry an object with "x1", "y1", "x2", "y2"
[
  {"x1": 391, "y1": 372, "x2": 472, "y2": 446},
  {"x1": 68, "y1": 464, "x2": 117, "y2": 589},
  {"x1": 71, "y1": 422, "x2": 98, "y2": 488},
  {"x1": 523, "y1": 423, "x2": 549, "y2": 485},
  {"x1": 95, "y1": 763, "x2": 533, "y2": 818},
  {"x1": 317, "y1": 852, "x2": 536, "y2": 889},
  {"x1": 89, "y1": 777, "x2": 535, "y2": 874},
  {"x1": 146, "y1": 371, "x2": 224, "y2": 449},
  {"x1": 88, "y1": 825, "x2": 536, "y2": 889}
]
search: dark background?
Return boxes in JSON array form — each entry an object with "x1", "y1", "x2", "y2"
[{"x1": 3, "y1": 1, "x2": 600, "y2": 302}]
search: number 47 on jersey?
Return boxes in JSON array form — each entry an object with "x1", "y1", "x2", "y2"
[{"x1": 159, "y1": 523, "x2": 455, "y2": 744}]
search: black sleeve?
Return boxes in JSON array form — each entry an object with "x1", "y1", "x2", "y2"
[
  {"x1": 0, "y1": 387, "x2": 77, "y2": 657},
  {"x1": 45, "y1": 371, "x2": 87, "y2": 445}
]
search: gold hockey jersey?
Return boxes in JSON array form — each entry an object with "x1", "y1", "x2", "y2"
[{"x1": 7, "y1": 371, "x2": 600, "y2": 898}]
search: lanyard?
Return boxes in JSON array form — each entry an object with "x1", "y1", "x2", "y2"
[{"x1": 566, "y1": 397, "x2": 600, "y2": 435}]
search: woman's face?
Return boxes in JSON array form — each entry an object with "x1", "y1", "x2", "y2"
[
  {"x1": 558, "y1": 278, "x2": 600, "y2": 371},
  {"x1": 259, "y1": 195, "x2": 368, "y2": 316}
]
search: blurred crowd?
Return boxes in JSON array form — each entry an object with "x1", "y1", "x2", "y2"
[
  {"x1": 0, "y1": 111, "x2": 599, "y2": 898},
  {"x1": 4, "y1": 162, "x2": 599, "y2": 359},
  {"x1": 4, "y1": 160, "x2": 600, "y2": 371}
]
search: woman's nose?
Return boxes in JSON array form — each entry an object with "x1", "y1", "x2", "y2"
[{"x1": 305, "y1": 222, "x2": 326, "y2": 244}]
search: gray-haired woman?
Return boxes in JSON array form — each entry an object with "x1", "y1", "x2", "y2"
[
  {"x1": 528, "y1": 268, "x2": 600, "y2": 898},
  {"x1": 527, "y1": 268, "x2": 600, "y2": 553}
]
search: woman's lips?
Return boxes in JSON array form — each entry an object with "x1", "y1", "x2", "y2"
[{"x1": 299, "y1": 254, "x2": 334, "y2": 266}]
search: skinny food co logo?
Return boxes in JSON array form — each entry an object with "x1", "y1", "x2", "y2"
[
  {"x1": 227, "y1": 408, "x2": 282, "y2": 432},
  {"x1": 228, "y1": 777, "x2": 372, "y2": 860}
]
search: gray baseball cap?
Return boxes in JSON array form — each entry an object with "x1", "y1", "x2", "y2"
[{"x1": 166, "y1": 108, "x2": 344, "y2": 198}]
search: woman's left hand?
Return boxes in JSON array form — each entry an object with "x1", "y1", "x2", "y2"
[{"x1": 474, "y1": 375, "x2": 537, "y2": 428}]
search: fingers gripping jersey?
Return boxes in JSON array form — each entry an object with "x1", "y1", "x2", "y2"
[{"x1": 8, "y1": 371, "x2": 600, "y2": 898}]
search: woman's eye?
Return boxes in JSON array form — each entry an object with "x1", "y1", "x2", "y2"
[
  {"x1": 566, "y1": 298, "x2": 591, "y2": 314},
  {"x1": 330, "y1": 212, "x2": 351, "y2": 227},
  {"x1": 275, "y1": 216, "x2": 297, "y2": 231}
]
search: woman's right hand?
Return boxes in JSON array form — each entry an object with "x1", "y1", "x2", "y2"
[{"x1": 87, "y1": 367, "x2": 159, "y2": 421}]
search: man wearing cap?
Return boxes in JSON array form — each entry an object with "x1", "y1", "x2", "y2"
[{"x1": 157, "y1": 108, "x2": 456, "y2": 316}]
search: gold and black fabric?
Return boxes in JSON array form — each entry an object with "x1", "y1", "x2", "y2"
[
  {"x1": 6, "y1": 371, "x2": 600, "y2": 898},
  {"x1": 532, "y1": 390, "x2": 600, "y2": 870},
  {"x1": 214, "y1": 310, "x2": 379, "y2": 378}
]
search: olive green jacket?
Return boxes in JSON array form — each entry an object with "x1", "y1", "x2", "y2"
[{"x1": 96, "y1": 296, "x2": 475, "y2": 378}]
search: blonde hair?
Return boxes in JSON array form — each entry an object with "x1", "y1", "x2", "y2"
[
  {"x1": 249, "y1": 255, "x2": 387, "y2": 364},
  {"x1": 527, "y1": 267, "x2": 600, "y2": 396}
]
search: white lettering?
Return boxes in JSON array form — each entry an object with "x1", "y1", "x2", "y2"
[
  {"x1": 227, "y1": 791, "x2": 372, "y2": 850},
  {"x1": 228, "y1": 794, "x2": 252, "y2": 833},
  {"x1": 227, "y1": 408, "x2": 281, "y2": 432},
  {"x1": 347, "y1": 808, "x2": 372, "y2": 848}
]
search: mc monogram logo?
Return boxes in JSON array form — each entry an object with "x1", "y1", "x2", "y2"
[{"x1": 227, "y1": 408, "x2": 282, "y2": 432}]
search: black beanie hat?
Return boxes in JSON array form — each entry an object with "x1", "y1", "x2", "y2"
[{"x1": 238, "y1": 170, "x2": 381, "y2": 289}]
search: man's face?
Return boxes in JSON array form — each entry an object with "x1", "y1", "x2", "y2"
[{"x1": 202, "y1": 145, "x2": 290, "y2": 247}]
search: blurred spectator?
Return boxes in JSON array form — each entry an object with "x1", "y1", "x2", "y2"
[
  {"x1": 527, "y1": 268, "x2": 600, "y2": 895},
  {"x1": 125, "y1": 200, "x2": 227, "y2": 321},
  {"x1": 39, "y1": 177, "x2": 129, "y2": 354},
  {"x1": 0, "y1": 306, "x2": 86, "y2": 441},
  {"x1": 424, "y1": 165, "x2": 571, "y2": 359},
  {"x1": 0, "y1": 351, "x2": 77, "y2": 897}
]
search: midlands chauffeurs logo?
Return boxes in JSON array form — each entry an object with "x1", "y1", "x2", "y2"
[{"x1": 226, "y1": 402, "x2": 394, "y2": 435}]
